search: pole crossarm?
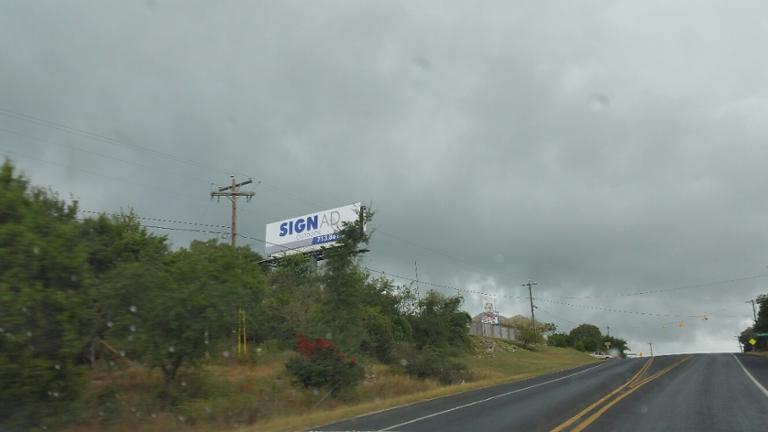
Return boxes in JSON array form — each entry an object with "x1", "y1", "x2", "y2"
[{"x1": 210, "y1": 191, "x2": 255, "y2": 197}]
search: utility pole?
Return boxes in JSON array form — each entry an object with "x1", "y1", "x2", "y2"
[
  {"x1": 210, "y1": 176, "x2": 255, "y2": 247},
  {"x1": 414, "y1": 260, "x2": 420, "y2": 299},
  {"x1": 606, "y1": 325, "x2": 611, "y2": 338},
  {"x1": 735, "y1": 336, "x2": 743, "y2": 353},
  {"x1": 747, "y1": 299, "x2": 758, "y2": 323},
  {"x1": 523, "y1": 279, "x2": 538, "y2": 334},
  {"x1": 648, "y1": 342, "x2": 654, "y2": 357}
]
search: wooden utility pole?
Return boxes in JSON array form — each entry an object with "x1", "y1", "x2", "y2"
[
  {"x1": 210, "y1": 176, "x2": 254, "y2": 247},
  {"x1": 523, "y1": 279, "x2": 538, "y2": 335},
  {"x1": 747, "y1": 299, "x2": 758, "y2": 323}
]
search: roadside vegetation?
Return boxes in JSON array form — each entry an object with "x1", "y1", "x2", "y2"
[
  {"x1": 0, "y1": 159, "x2": 598, "y2": 431},
  {"x1": 547, "y1": 324, "x2": 629, "y2": 357},
  {"x1": 740, "y1": 294, "x2": 768, "y2": 352}
]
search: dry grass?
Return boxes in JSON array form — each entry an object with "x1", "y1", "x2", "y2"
[{"x1": 65, "y1": 340, "x2": 597, "y2": 432}]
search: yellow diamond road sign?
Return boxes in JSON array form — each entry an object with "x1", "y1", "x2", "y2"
[{"x1": 749, "y1": 338, "x2": 757, "y2": 346}]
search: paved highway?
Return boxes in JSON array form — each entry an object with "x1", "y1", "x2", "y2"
[{"x1": 315, "y1": 353, "x2": 768, "y2": 432}]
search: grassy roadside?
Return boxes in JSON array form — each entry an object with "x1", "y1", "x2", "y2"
[
  {"x1": 65, "y1": 338, "x2": 596, "y2": 432},
  {"x1": 251, "y1": 338, "x2": 597, "y2": 431}
]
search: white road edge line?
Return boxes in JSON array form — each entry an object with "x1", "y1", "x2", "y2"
[
  {"x1": 379, "y1": 362, "x2": 606, "y2": 431},
  {"x1": 731, "y1": 353, "x2": 768, "y2": 398}
]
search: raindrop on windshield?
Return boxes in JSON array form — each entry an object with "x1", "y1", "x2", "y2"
[
  {"x1": 129, "y1": 305, "x2": 138, "y2": 313},
  {"x1": 589, "y1": 92, "x2": 610, "y2": 111}
]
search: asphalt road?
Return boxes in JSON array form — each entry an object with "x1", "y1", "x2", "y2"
[{"x1": 314, "y1": 353, "x2": 768, "y2": 432}]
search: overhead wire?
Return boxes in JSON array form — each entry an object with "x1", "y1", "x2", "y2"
[
  {"x1": 1, "y1": 107, "x2": 500, "y2": 277},
  {"x1": 3, "y1": 108, "x2": 764, "y2": 326},
  {"x1": 0, "y1": 145, "x2": 203, "y2": 202},
  {"x1": 78, "y1": 209, "x2": 230, "y2": 229},
  {"x1": 538, "y1": 273, "x2": 768, "y2": 299},
  {"x1": 0, "y1": 107, "x2": 247, "y2": 179},
  {"x1": 0, "y1": 126, "x2": 215, "y2": 184}
]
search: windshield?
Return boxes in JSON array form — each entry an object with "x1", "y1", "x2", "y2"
[{"x1": 2, "y1": 2, "x2": 767, "y2": 431}]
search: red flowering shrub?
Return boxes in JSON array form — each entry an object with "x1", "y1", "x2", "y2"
[{"x1": 285, "y1": 334, "x2": 364, "y2": 393}]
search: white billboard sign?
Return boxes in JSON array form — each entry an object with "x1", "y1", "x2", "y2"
[{"x1": 265, "y1": 202, "x2": 362, "y2": 258}]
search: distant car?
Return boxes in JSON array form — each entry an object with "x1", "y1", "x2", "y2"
[
  {"x1": 590, "y1": 352, "x2": 612, "y2": 360},
  {"x1": 625, "y1": 352, "x2": 639, "y2": 359}
]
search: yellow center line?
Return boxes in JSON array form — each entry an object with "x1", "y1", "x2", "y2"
[
  {"x1": 550, "y1": 357, "x2": 653, "y2": 432},
  {"x1": 569, "y1": 356, "x2": 691, "y2": 432}
]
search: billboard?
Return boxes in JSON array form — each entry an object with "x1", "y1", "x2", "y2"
[
  {"x1": 479, "y1": 302, "x2": 500, "y2": 325},
  {"x1": 265, "y1": 202, "x2": 362, "y2": 258}
]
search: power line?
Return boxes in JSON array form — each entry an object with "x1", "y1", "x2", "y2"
[
  {"x1": 364, "y1": 267, "x2": 529, "y2": 300},
  {"x1": 76, "y1": 206, "x2": 754, "y2": 324},
  {"x1": 141, "y1": 224, "x2": 230, "y2": 237},
  {"x1": 78, "y1": 209, "x2": 230, "y2": 229},
  {"x1": 0, "y1": 145, "x2": 203, "y2": 201},
  {"x1": 74, "y1": 217, "x2": 230, "y2": 239},
  {"x1": 543, "y1": 274, "x2": 768, "y2": 299},
  {"x1": 534, "y1": 306, "x2": 583, "y2": 327},
  {"x1": 0, "y1": 126, "x2": 215, "y2": 184},
  {"x1": 2, "y1": 107, "x2": 501, "y2": 276},
  {"x1": 375, "y1": 231, "x2": 489, "y2": 273},
  {"x1": 533, "y1": 297, "x2": 705, "y2": 320},
  {"x1": 0, "y1": 107, "x2": 248, "y2": 179}
]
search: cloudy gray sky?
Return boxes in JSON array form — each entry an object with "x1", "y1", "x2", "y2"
[{"x1": 2, "y1": 0, "x2": 767, "y2": 354}]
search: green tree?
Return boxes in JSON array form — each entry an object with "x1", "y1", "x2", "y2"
[
  {"x1": 79, "y1": 212, "x2": 169, "y2": 365},
  {"x1": 547, "y1": 332, "x2": 572, "y2": 348},
  {"x1": 409, "y1": 290, "x2": 471, "y2": 351},
  {"x1": 0, "y1": 160, "x2": 89, "y2": 429},
  {"x1": 602, "y1": 336, "x2": 629, "y2": 357},
  {"x1": 102, "y1": 240, "x2": 267, "y2": 383},
  {"x1": 319, "y1": 208, "x2": 374, "y2": 349},
  {"x1": 569, "y1": 324, "x2": 602, "y2": 352},
  {"x1": 256, "y1": 254, "x2": 324, "y2": 347}
]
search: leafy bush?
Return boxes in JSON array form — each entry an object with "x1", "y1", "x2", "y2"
[
  {"x1": 285, "y1": 335, "x2": 363, "y2": 394},
  {"x1": 547, "y1": 333, "x2": 571, "y2": 348},
  {"x1": 404, "y1": 349, "x2": 469, "y2": 385},
  {"x1": 569, "y1": 324, "x2": 602, "y2": 352},
  {"x1": 361, "y1": 313, "x2": 395, "y2": 363},
  {"x1": 409, "y1": 291, "x2": 471, "y2": 351},
  {"x1": 0, "y1": 161, "x2": 88, "y2": 430},
  {"x1": 518, "y1": 326, "x2": 544, "y2": 346}
]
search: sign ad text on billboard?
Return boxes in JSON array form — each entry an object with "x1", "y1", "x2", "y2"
[{"x1": 265, "y1": 202, "x2": 361, "y2": 257}]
